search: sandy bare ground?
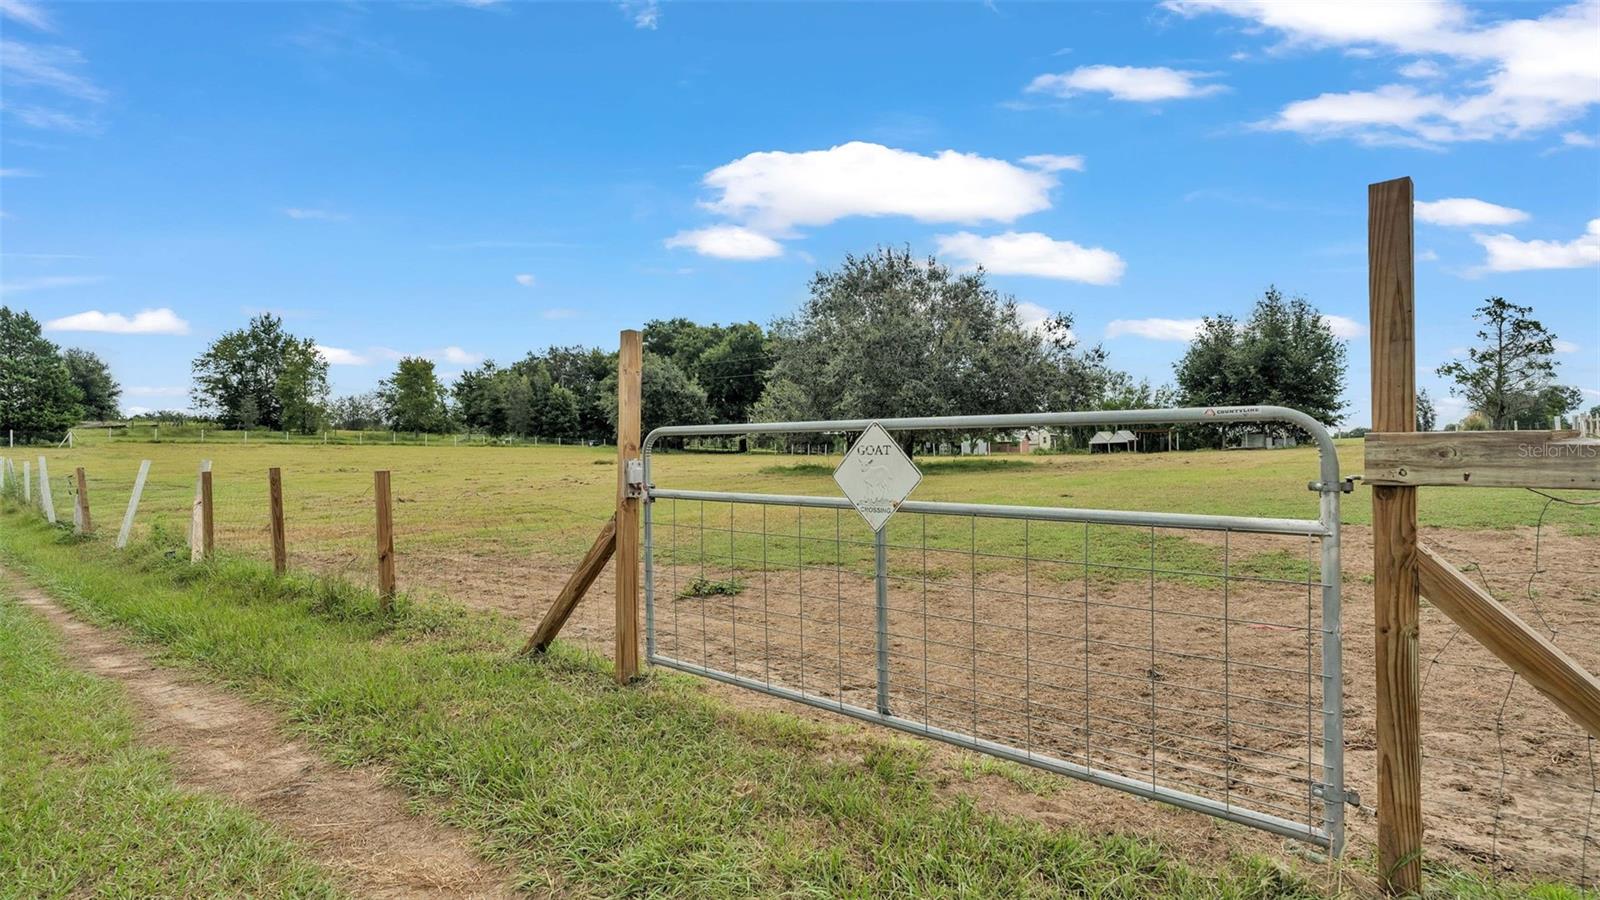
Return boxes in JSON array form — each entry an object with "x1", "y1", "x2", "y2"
[{"x1": 4, "y1": 571, "x2": 516, "y2": 900}]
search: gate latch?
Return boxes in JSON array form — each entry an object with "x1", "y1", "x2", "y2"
[
  {"x1": 624, "y1": 458, "x2": 647, "y2": 499},
  {"x1": 1311, "y1": 782, "x2": 1361, "y2": 806},
  {"x1": 1307, "y1": 476, "x2": 1358, "y2": 494}
]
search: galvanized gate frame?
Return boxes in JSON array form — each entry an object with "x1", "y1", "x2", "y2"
[{"x1": 640, "y1": 405, "x2": 1349, "y2": 852}]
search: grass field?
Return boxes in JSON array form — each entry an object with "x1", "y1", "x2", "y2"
[
  {"x1": 6, "y1": 434, "x2": 1594, "y2": 594},
  {"x1": 2, "y1": 435, "x2": 1597, "y2": 896},
  {"x1": 0, "y1": 583, "x2": 343, "y2": 899},
  {"x1": 0, "y1": 512, "x2": 1340, "y2": 899}
]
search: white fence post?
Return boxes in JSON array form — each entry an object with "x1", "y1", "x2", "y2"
[
  {"x1": 23, "y1": 460, "x2": 31, "y2": 504},
  {"x1": 117, "y1": 460, "x2": 151, "y2": 549},
  {"x1": 37, "y1": 457, "x2": 56, "y2": 524}
]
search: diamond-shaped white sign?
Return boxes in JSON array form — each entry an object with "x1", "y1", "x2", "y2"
[{"x1": 833, "y1": 422, "x2": 922, "y2": 532}]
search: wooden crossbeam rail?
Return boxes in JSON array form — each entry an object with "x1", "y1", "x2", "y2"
[
  {"x1": 519, "y1": 514, "x2": 617, "y2": 656},
  {"x1": 1366, "y1": 431, "x2": 1599, "y2": 489},
  {"x1": 1417, "y1": 544, "x2": 1600, "y2": 739}
]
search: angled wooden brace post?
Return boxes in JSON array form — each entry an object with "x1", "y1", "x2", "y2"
[{"x1": 519, "y1": 514, "x2": 618, "y2": 656}]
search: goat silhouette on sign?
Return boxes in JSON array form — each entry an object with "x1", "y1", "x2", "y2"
[{"x1": 856, "y1": 453, "x2": 894, "y2": 499}]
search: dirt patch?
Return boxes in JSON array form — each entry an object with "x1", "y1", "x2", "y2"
[{"x1": 3, "y1": 571, "x2": 516, "y2": 900}]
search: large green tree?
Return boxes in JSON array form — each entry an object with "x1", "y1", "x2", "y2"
[
  {"x1": 1436, "y1": 298, "x2": 1560, "y2": 429},
  {"x1": 1174, "y1": 287, "x2": 1347, "y2": 435},
  {"x1": 61, "y1": 348, "x2": 120, "y2": 421},
  {"x1": 0, "y1": 307, "x2": 83, "y2": 442},
  {"x1": 191, "y1": 314, "x2": 327, "y2": 430},
  {"x1": 604, "y1": 354, "x2": 710, "y2": 436},
  {"x1": 379, "y1": 357, "x2": 452, "y2": 433},
  {"x1": 754, "y1": 247, "x2": 1114, "y2": 439},
  {"x1": 276, "y1": 339, "x2": 329, "y2": 433},
  {"x1": 643, "y1": 318, "x2": 770, "y2": 423}
]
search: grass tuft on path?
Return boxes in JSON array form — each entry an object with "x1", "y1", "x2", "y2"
[{"x1": 0, "y1": 584, "x2": 343, "y2": 899}]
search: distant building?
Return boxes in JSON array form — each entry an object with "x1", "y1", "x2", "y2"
[{"x1": 1089, "y1": 429, "x2": 1137, "y2": 453}]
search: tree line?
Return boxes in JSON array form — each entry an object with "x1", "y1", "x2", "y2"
[
  {"x1": 1, "y1": 251, "x2": 1590, "y2": 446},
  {"x1": 0, "y1": 307, "x2": 122, "y2": 443}
]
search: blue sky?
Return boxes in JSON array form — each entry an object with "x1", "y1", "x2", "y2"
[{"x1": 2, "y1": 0, "x2": 1596, "y2": 426}]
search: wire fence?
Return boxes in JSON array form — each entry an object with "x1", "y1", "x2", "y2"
[
  {"x1": 1417, "y1": 489, "x2": 1600, "y2": 887},
  {"x1": 649, "y1": 497, "x2": 1338, "y2": 843}
]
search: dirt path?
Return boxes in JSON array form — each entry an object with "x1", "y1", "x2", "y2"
[{"x1": 3, "y1": 571, "x2": 518, "y2": 900}]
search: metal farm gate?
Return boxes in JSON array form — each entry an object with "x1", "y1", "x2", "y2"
[{"x1": 640, "y1": 406, "x2": 1350, "y2": 852}]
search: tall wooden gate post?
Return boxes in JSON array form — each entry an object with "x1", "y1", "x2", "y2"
[
  {"x1": 1369, "y1": 176, "x2": 1423, "y2": 894},
  {"x1": 615, "y1": 329, "x2": 643, "y2": 684}
]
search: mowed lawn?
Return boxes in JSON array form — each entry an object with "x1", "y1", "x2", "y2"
[{"x1": 13, "y1": 434, "x2": 1596, "y2": 563}]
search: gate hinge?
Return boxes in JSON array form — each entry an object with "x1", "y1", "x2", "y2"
[
  {"x1": 624, "y1": 459, "x2": 647, "y2": 499},
  {"x1": 1307, "y1": 476, "x2": 1358, "y2": 494},
  {"x1": 1311, "y1": 782, "x2": 1360, "y2": 806}
]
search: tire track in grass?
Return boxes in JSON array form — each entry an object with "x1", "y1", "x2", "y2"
[{"x1": 3, "y1": 569, "x2": 516, "y2": 900}]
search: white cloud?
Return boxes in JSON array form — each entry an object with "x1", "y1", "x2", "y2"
[
  {"x1": 0, "y1": 40, "x2": 105, "y2": 102},
  {"x1": 1418, "y1": 249, "x2": 1440, "y2": 262},
  {"x1": 934, "y1": 231, "x2": 1125, "y2": 285},
  {"x1": 0, "y1": 274, "x2": 103, "y2": 294},
  {"x1": 44, "y1": 307, "x2": 189, "y2": 335},
  {"x1": 1473, "y1": 218, "x2": 1600, "y2": 272},
  {"x1": 543, "y1": 308, "x2": 579, "y2": 320},
  {"x1": 665, "y1": 225, "x2": 783, "y2": 260},
  {"x1": 1415, "y1": 197, "x2": 1529, "y2": 227},
  {"x1": 124, "y1": 385, "x2": 188, "y2": 397},
  {"x1": 1554, "y1": 339, "x2": 1581, "y2": 353},
  {"x1": 620, "y1": 0, "x2": 658, "y2": 29},
  {"x1": 1168, "y1": 0, "x2": 1600, "y2": 145},
  {"x1": 316, "y1": 345, "x2": 369, "y2": 366},
  {"x1": 698, "y1": 142, "x2": 1057, "y2": 234},
  {"x1": 1563, "y1": 131, "x2": 1599, "y2": 147},
  {"x1": 1106, "y1": 318, "x2": 1204, "y2": 341},
  {"x1": 283, "y1": 207, "x2": 345, "y2": 221},
  {"x1": 439, "y1": 346, "x2": 482, "y2": 365},
  {"x1": 3, "y1": 104, "x2": 97, "y2": 133},
  {"x1": 1019, "y1": 154, "x2": 1086, "y2": 172},
  {"x1": 0, "y1": 167, "x2": 38, "y2": 177},
  {"x1": 1321, "y1": 314, "x2": 1367, "y2": 338},
  {"x1": 1583, "y1": 387, "x2": 1600, "y2": 400},
  {"x1": 1399, "y1": 59, "x2": 1445, "y2": 79},
  {"x1": 1267, "y1": 85, "x2": 1451, "y2": 146},
  {"x1": 514, "y1": 273, "x2": 536, "y2": 287},
  {"x1": 1026, "y1": 65, "x2": 1225, "y2": 102},
  {"x1": 0, "y1": 0, "x2": 52, "y2": 30}
]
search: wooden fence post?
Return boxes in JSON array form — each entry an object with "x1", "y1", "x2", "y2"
[
  {"x1": 199, "y1": 469, "x2": 215, "y2": 560},
  {"x1": 190, "y1": 459, "x2": 212, "y2": 561},
  {"x1": 614, "y1": 329, "x2": 642, "y2": 684},
  {"x1": 73, "y1": 467, "x2": 92, "y2": 534},
  {"x1": 268, "y1": 467, "x2": 287, "y2": 575},
  {"x1": 374, "y1": 470, "x2": 396, "y2": 609},
  {"x1": 1370, "y1": 176, "x2": 1423, "y2": 895}
]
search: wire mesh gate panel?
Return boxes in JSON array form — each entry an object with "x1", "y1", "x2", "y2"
[{"x1": 642, "y1": 407, "x2": 1348, "y2": 852}]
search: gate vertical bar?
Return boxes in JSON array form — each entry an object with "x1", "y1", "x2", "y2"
[
  {"x1": 1369, "y1": 175, "x2": 1422, "y2": 894},
  {"x1": 1321, "y1": 485, "x2": 1346, "y2": 855},
  {"x1": 875, "y1": 527, "x2": 890, "y2": 715}
]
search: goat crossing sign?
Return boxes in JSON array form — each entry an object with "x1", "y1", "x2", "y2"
[{"x1": 833, "y1": 422, "x2": 922, "y2": 532}]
